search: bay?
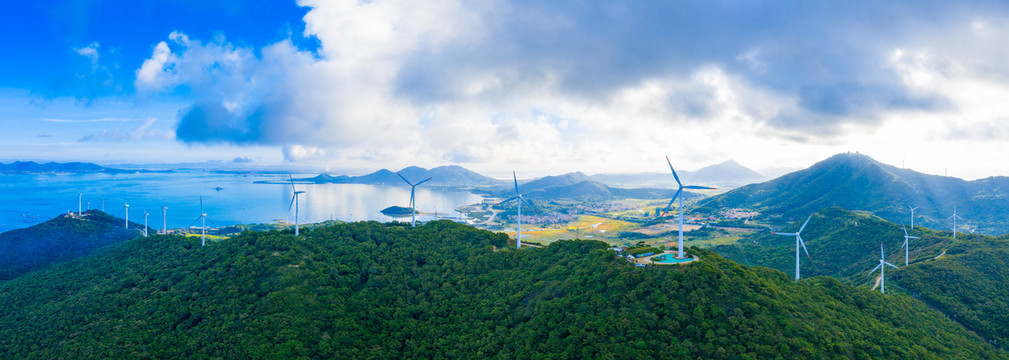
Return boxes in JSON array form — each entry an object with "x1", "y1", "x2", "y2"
[{"x1": 0, "y1": 172, "x2": 484, "y2": 231}]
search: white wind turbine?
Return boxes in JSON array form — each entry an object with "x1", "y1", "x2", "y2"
[
  {"x1": 774, "y1": 214, "x2": 813, "y2": 281},
  {"x1": 190, "y1": 196, "x2": 209, "y2": 246},
  {"x1": 288, "y1": 176, "x2": 306, "y2": 236},
  {"x1": 869, "y1": 243, "x2": 899, "y2": 294},
  {"x1": 396, "y1": 172, "x2": 432, "y2": 227},
  {"x1": 161, "y1": 205, "x2": 168, "y2": 235},
  {"x1": 498, "y1": 171, "x2": 537, "y2": 249},
  {"x1": 949, "y1": 206, "x2": 964, "y2": 240},
  {"x1": 907, "y1": 204, "x2": 918, "y2": 230},
  {"x1": 661, "y1": 156, "x2": 716, "y2": 259},
  {"x1": 124, "y1": 200, "x2": 130, "y2": 229},
  {"x1": 143, "y1": 210, "x2": 150, "y2": 237},
  {"x1": 900, "y1": 224, "x2": 918, "y2": 266}
]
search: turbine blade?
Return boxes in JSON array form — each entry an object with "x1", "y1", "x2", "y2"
[
  {"x1": 396, "y1": 172, "x2": 413, "y2": 186},
  {"x1": 798, "y1": 236, "x2": 810, "y2": 258},
  {"x1": 885, "y1": 262, "x2": 898, "y2": 269},
  {"x1": 520, "y1": 196, "x2": 538, "y2": 214},
  {"x1": 869, "y1": 263, "x2": 882, "y2": 275},
  {"x1": 189, "y1": 216, "x2": 202, "y2": 227},
  {"x1": 665, "y1": 155, "x2": 682, "y2": 186},
  {"x1": 289, "y1": 175, "x2": 297, "y2": 192},
  {"x1": 775, "y1": 232, "x2": 796, "y2": 236},
  {"x1": 288, "y1": 196, "x2": 296, "y2": 212},
  {"x1": 902, "y1": 224, "x2": 909, "y2": 237},
  {"x1": 662, "y1": 189, "x2": 682, "y2": 211},
  {"x1": 415, "y1": 177, "x2": 432, "y2": 186},
  {"x1": 496, "y1": 196, "x2": 519, "y2": 205},
  {"x1": 798, "y1": 214, "x2": 812, "y2": 233},
  {"x1": 909, "y1": 236, "x2": 919, "y2": 239},
  {"x1": 682, "y1": 185, "x2": 716, "y2": 190},
  {"x1": 900, "y1": 239, "x2": 907, "y2": 250},
  {"x1": 513, "y1": 171, "x2": 519, "y2": 194}
]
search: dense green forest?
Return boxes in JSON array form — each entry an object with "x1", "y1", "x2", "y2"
[
  {"x1": 711, "y1": 207, "x2": 952, "y2": 284},
  {"x1": 0, "y1": 210, "x2": 141, "y2": 280},
  {"x1": 894, "y1": 236, "x2": 1009, "y2": 347},
  {"x1": 0, "y1": 220, "x2": 1001, "y2": 359},
  {"x1": 712, "y1": 207, "x2": 1008, "y2": 350}
]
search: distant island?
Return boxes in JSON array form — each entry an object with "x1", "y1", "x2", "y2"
[
  {"x1": 0, "y1": 161, "x2": 137, "y2": 175},
  {"x1": 380, "y1": 206, "x2": 417, "y2": 217}
]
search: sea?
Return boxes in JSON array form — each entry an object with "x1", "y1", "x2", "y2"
[{"x1": 0, "y1": 171, "x2": 484, "y2": 231}]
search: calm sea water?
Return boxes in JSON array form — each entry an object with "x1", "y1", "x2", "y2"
[{"x1": 0, "y1": 172, "x2": 484, "y2": 231}]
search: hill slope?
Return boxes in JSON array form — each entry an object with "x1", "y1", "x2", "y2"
[
  {"x1": 297, "y1": 165, "x2": 503, "y2": 188},
  {"x1": 0, "y1": 221, "x2": 1001, "y2": 358},
  {"x1": 0, "y1": 210, "x2": 141, "y2": 280},
  {"x1": 696, "y1": 152, "x2": 1009, "y2": 235},
  {"x1": 712, "y1": 207, "x2": 1008, "y2": 348}
]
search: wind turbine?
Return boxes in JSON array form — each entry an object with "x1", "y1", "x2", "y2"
[
  {"x1": 288, "y1": 176, "x2": 306, "y2": 236},
  {"x1": 498, "y1": 171, "x2": 537, "y2": 249},
  {"x1": 774, "y1": 214, "x2": 813, "y2": 281},
  {"x1": 143, "y1": 210, "x2": 150, "y2": 237},
  {"x1": 124, "y1": 200, "x2": 130, "y2": 229},
  {"x1": 396, "y1": 172, "x2": 432, "y2": 227},
  {"x1": 190, "y1": 196, "x2": 208, "y2": 246},
  {"x1": 661, "y1": 156, "x2": 716, "y2": 259},
  {"x1": 162, "y1": 205, "x2": 168, "y2": 235},
  {"x1": 907, "y1": 204, "x2": 918, "y2": 230},
  {"x1": 949, "y1": 206, "x2": 963, "y2": 240},
  {"x1": 900, "y1": 224, "x2": 919, "y2": 266},
  {"x1": 869, "y1": 243, "x2": 899, "y2": 294}
]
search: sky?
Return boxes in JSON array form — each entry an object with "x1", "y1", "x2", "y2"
[{"x1": 2, "y1": 0, "x2": 1009, "y2": 179}]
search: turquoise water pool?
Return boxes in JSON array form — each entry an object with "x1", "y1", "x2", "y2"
[{"x1": 650, "y1": 254, "x2": 694, "y2": 264}]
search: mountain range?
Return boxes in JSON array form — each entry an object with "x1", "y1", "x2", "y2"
[
  {"x1": 293, "y1": 165, "x2": 504, "y2": 188},
  {"x1": 589, "y1": 160, "x2": 766, "y2": 189},
  {"x1": 696, "y1": 152, "x2": 1009, "y2": 235},
  {"x1": 0, "y1": 161, "x2": 135, "y2": 175}
]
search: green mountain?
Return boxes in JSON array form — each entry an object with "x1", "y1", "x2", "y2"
[
  {"x1": 0, "y1": 210, "x2": 142, "y2": 280},
  {"x1": 711, "y1": 207, "x2": 1007, "y2": 348},
  {"x1": 295, "y1": 165, "x2": 504, "y2": 188},
  {"x1": 696, "y1": 152, "x2": 1009, "y2": 235},
  {"x1": 0, "y1": 221, "x2": 1001, "y2": 358}
]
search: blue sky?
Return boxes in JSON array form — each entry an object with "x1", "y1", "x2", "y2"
[{"x1": 3, "y1": 0, "x2": 1009, "y2": 179}]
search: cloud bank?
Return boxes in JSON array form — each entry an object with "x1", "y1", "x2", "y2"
[{"x1": 133, "y1": 0, "x2": 1009, "y2": 170}]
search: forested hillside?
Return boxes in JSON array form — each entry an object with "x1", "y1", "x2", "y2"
[
  {"x1": 0, "y1": 220, "x2": 1001, "y2": 358},
  {"x1": 0, "y1": 210, "x2": 141, "y2": 280},
  {"x1": 894, "y1": 236, "x2": 1009, "y2": 348},
  {"x1": 712, "y1": 207, "x2": 1008, "y2": 350},
  {"x1": 711, "y1": 207, "x2": 953, "y2": 284}
]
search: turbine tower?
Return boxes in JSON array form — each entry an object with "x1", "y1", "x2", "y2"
[
  {"x1": 907, "y1": 204, "x2": 918, "y2": 229},
  {"x1": 190, "y1": 196, "x2": 208, "y2": 246},
  {"x1": 869, "y1": 243, "x2": 899, "y2": 294},
  {"x1": 288, "y1": 176, "x2": 306, "y2": 236},
  {"x1": 900, "y1": 224, "x2": 919, "y2": 266},
  {"x1": 498, "y1": 171, "x2": 537, "y2": 249},
  {"x1": 124, "y1": 200, "x2": 130, "y2": 229},
  {"x1": 949, "y1": 206, "x2": 963, "y2": 239},
  {"x1": 78, "y1": 192, "x2": 83, "y2": 216},
  {"x1": 661, "y1": 156, "x2": 716, "y2": 259},
  {"x1": 143, "y1": 210, "x2": 150, "y2": 237},
  {"x1": 396, "y1": 172, "x2": 432, "y2": 227},
  {"x1": 162, "y1": 205, "x2": 168, "y2": 235},
  {"x1": 774, "y1": 214, "x2": 813, "y2": 281}
]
